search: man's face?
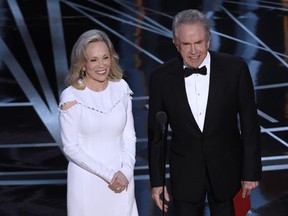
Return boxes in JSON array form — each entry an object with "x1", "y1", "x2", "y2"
[{"x1": 173, "y1": 22, "x2": 210, "y2": 68}]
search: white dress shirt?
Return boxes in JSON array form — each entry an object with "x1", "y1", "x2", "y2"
[{"x1": 184, "y1": 52, "x2": 211, "y2": 132}]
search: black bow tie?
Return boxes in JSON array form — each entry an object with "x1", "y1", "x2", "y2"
[{"x1": 184, "y1": 66, "x2": 207, "y2": 77}]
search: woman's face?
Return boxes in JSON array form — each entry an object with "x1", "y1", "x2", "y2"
[{"x1": 83, "y1": 41, "x2": 111, "y2": 85}]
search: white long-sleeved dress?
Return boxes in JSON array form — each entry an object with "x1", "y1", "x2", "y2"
[{"x1": 59, "y1": 79, "x2": 138, "y2": 216}]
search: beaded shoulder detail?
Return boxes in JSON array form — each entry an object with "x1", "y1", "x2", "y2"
[{"x1": 77, "y1": 92, "x2": 132, "y2": 115}]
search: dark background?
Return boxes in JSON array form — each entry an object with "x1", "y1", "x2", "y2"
[{"x1": 0, "y1": 0, "x2": 288, "y2": 215}]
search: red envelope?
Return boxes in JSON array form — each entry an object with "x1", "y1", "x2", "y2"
[{"x1": 233, "y1": 188, "x2": 251, "y2": 216}]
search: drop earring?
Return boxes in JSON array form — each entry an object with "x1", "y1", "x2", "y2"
[
  {"x1": 78, "y1": 69, "x2": 85, "y2": 87},
  {"x1": 80, "y1": 70, "x2": 85, "y2": 79}
]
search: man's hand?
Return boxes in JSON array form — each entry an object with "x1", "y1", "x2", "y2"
[
  {"x1": 241, "y1": 181, "x2": 259, "y2": 198},
  {"x1": 151, "y1": 186, "x2": 170, "y2": 212}
]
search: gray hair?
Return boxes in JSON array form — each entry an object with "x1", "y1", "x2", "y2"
[
  {"x1": 67, "y1": 29, "x2": 123, "y2": 89},
  {"x1": 172, "y1": 9, "x2": 211, "y2": 43}
]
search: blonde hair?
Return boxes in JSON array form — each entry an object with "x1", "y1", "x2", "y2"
[{"x1": 66, "y1": 29, "x2": 123, "y2": 90}]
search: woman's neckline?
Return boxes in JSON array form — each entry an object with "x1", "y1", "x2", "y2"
[{"x1": 85, "y1": 80, "x2": 110, "y2": 93}]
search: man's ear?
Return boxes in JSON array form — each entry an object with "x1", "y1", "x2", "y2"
[
  {"x1": 173, "y1": 39, "x2": 179, "y2": 52},
  {"x1": 207, "y1": 38, "x2": 211, "y2": 49}
]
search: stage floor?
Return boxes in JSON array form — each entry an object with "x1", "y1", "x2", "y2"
[{"x1": 0, "y1": 0, "x2": 288, "y2": 215}]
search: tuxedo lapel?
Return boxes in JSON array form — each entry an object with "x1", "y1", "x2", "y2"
[
  {"x1": 203, "y1": 53, "x2": 223, "y2": 134},
  {"x1": 168, "y1": 60, "x2": 201, "y2": 132}
]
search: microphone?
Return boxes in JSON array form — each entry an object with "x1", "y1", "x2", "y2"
[
  {"x1": 156, "y1": 111, "x2": 168, "y2": 215},
  {"x1": 156, "y1": 111, "x2": 167, "y2": 134}
]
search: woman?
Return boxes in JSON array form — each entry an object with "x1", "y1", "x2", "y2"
[{"x1": 59, "y1": 29, "x2": 138, "y2": 216}]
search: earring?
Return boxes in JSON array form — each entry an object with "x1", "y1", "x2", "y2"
[
  {"x1": 78, "y1": 79, "x2": 84, "y2": 87},
  {"x1": 78, "y1": 69, "x2": 85, "y2": 87},
  {"x1": 80, "y1": 70, "x2": 85, "y2": 79}
]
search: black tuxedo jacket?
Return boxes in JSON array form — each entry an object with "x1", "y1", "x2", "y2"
[{"x1": 148, "y1": 51, "x2": 262, "y2": 202}]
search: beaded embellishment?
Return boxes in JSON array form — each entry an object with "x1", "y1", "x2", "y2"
[{"x1": 76, "y1": 92, "x2": 131, "y2": 115}]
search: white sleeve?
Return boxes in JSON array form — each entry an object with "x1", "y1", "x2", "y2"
[
  {"x1": 59, "y1": 89, "x2": 115, "y2": 183},
  {"x1": 119, "y1": 83, "x2": 137, "y2": 182}
]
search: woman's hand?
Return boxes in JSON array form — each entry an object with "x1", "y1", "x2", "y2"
[{"x1": 109, "y1": 171, "x2": 128, "y2": 193}]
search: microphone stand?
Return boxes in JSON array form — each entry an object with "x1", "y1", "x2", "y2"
[
  {"x1": 161, "y1": 125, "x2": 166, "y2": 216},
  {"x1": 156, "y1": 111, "x2": 167, "y2": 216}
]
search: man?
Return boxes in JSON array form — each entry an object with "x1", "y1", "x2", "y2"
[{"x1": 148, "y1": 9, "x2": 262, "y2": 216}]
